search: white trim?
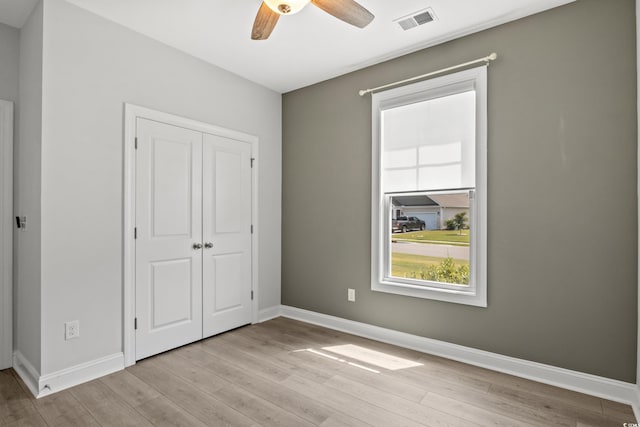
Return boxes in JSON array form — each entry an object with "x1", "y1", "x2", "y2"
[
  {"x1": 37, "y1": 353, "x2": 124, "y2": 398},
  {"x1": 251, "y1": 137, "x2": 260, "y2": 325},
  {"x1": 122, "y1": 103, "x2": 259, "y2": 367},
  {"x1": 0, "y1": 100, "x2": 13, "y2": 370},
  {"x1": 258, "y1": 305, "x2": 281, "y2": 322},
  {"x1": 634, "y1": 388, "x2": 640, "y2": 426},
  {"x1": 279, "y1": 305, "x2": 639, "y2": 407},
  {"x1": 12, "y1": 351, "x2": 40, "y2": 397},
  {"x1": 14, "y1": 351, "x2": 124, "y2": 398},
  {"x1": 370, "y1": 66, "x2": 487, "y2": 307}
]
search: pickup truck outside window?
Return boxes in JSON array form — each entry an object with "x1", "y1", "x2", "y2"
[{"x1": 392, "y1": 216, "x2": 426, "y2": 233}]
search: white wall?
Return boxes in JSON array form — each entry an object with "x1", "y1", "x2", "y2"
[
  {"x1": 39, "y1": 0, "x2": 281, "y2": 374},
  {"x1": 0, "y1": 22, "x2": 19, "y2": 103},
  {"x1": 15, "y1": 1, "x2": 43, "y2": 373}
]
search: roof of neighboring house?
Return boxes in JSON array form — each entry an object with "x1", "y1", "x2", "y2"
[
  {"x1": 391, "y1": 193, "x2": 469, "y2": 208},
  {"x1": 428, "y1": 193, "x2": 470, "y2": 208}
]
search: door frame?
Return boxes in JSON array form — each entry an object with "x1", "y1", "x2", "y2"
[
  {"x1": 122, "y1": 103, "x2": 259, "y2": 367},
  {"x1": 0, "y1": 100, "x2": 13, "y2": 370}
]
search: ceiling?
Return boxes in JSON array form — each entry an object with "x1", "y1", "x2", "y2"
[{"x1": 0, "y1": 0, "x2": 575, "y2": 93}]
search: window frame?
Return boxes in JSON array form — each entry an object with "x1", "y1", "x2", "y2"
[{"x1": 370, "y1": 66, "x2": 488, "y2": 307}]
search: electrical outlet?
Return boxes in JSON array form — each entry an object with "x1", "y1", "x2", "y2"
[
  {"x1": 65, "y1": 320, "x2": 80, "y2": 340},
  {"x1": 347, "y1": 288, "x2": 355, "y2": 302}
]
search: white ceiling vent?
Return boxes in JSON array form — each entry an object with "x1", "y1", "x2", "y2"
[{"x1": 395, "y1": 8, "x2": 436, "y2": 31}]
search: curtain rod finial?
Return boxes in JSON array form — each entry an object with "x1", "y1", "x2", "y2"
[
  {"x1": 488, "y1": 52, "x2": 498, "y2": 61},
  {"x1": 359, "y1": 89, "x2": 369, "y2": 96}
]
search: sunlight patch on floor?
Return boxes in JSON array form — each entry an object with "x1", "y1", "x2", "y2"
[
  {"x1": 321, "y1": 344, "x2": 423, "y2": 371},
  {"x1": 294, "y1": 348, "x2": 381, "y2": 373}
]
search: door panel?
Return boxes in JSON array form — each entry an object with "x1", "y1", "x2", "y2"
[
  {"x1": 215, "y1": 151, "x2": 243, "y2": 233},
  {"x1": 135, "y1": 118, "x2": 203, "y2": 360},
  {"x1": 151, "y1": 139, "x2": 193, "y2": 237},
  {"x1": 150, "y1": 258, "x2": 193, "y2": 329},
  {"x1": 202, "y1": 134, "x2": 252, "y2": 337},
  {"x1": 212, "y1": 253, "x2": 243, "y2": 311}
]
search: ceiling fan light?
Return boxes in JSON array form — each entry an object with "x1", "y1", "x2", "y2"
[{"x1": 264, "y1": 0, "x2": 310, "y2": 15}]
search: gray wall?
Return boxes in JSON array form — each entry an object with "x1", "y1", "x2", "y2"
[
  {"x1": 282, "y1": 0, "x2": 638, "y2": 382},
  {"x1": 15, "y1": 1, "x2": 43, "y2": 372},
  {"x1": 28, "y1": 0, "x2": 281, "y2": 375}
]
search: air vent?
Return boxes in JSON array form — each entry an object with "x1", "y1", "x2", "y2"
[{"x1": 395, "y1": 8, "x2": 436, "y2": 31}]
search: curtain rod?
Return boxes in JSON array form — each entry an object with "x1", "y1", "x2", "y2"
[{"x1": 358, "y1": 52, "x2": 498, "y2": 97}]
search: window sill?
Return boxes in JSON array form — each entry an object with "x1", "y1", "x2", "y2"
[{"x1": 372, "y1": 280, "x2": 487, "y2": 307}]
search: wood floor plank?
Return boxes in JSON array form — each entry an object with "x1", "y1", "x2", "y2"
[
  {"x1": 197, "y1": 350, "x2": 335, "y2": 425},
  {"x1": 281, "y1": 374, "x2": 431, "y2": 427},
  {"x1": 324, "y1": 374, "x2": 474, "y2": 427},
  {"x1": 128, "y1": 359, "x2": 258, "y2": 427},
  {"x1": 223, "y1": 328, "x2": 337, "y2": 383},
  {"x1": 319, "y1": 414, "x2": 374, "y2": 427},
  {"x1": 263, "y1": 317, "x2": 426, "y2": 362},
  {"x1": 283, "y1": 346, "x2": 428, "y2": 402},
  {"x1": 100, "y1": 369, "x2": 162, "y2": 407},
  {"x1": 32, "y1": 390, "x2": 100, "y2": 427},
  {"x1": 133, "y1": 395, "x2": 208, "y2": 427},
  {"x1": 211, "y1": 378, "x2": 316, "y2": 427},
  {"x1": 602, "y1": 397, "x2": 636, "y2": 421},
  {"x1": 69, "y1": 379, "x2": 154, "y2": 427},
  {"x1": 420, "y1": 382, "x2": 586, "y2": 427},
  {"x1": 418, "y1": 353, "x2": 606, "y2": 415},
  {"x1": 100, "y1": 370, "x2": 206, "y2": 427},
  {"x1": 153, "y1": 349, "x2": 232, "y2": 396},
  {"x1": 422, "y1": 391, "x2": 536, "y2": 427},
  {"x1": 487, "y1": 382, "x2": 626, "y2": 427},
  {"x1": 201, "y1": 334, "x2": 292, "y2": 382},
  {"x1": 152, "y1": 351, "x2": 315, "y2": 427},
  {"x1": 0, "y1": 369, "x2": 48, "y2": 426}
]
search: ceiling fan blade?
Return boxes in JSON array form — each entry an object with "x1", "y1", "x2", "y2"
[
  {"x1": 311, "y1": 0, "x2": 374, "y2": 28},
  {"x1": 252, "y1": 2, "x2": 280, "y2": 40}
]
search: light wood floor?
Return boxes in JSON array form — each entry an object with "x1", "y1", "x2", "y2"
[{"x1": 1, "y1": 317, "x2": 636, "y2": 426}]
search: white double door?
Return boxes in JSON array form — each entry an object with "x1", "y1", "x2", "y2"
[{"x1": 135, "y1": 118, "x2": 252, "y2": 361}]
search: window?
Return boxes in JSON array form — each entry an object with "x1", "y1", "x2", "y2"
[{"x1": 371, "y1": 66, "x2": 487, "y2": 307}]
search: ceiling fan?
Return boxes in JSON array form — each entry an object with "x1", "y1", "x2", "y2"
[{"x1": 251, "y1": 0, "x2": 374, "y2": 40}]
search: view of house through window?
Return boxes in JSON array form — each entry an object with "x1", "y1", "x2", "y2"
[{"x1": 389, "y1": 191, "x2": 470, "y2": 285}]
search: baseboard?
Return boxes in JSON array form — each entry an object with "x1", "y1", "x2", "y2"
[
  {"x1": 279, "y1": 305, "x2": 639, "y2": 409},
  {"x1": 633, "y1": 386, "x2": 640, "y2": 423},
  {"x1": 12, "y1": 351, "x2": 40, "y2": 397},
  {"x1": 13, "y1": 351, "x2": 124, "y2": 398},
  {"x1": 257, "y1": 305, "x2": 282, "y2": 323}
]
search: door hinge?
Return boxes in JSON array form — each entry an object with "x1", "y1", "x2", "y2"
[
  {"x1": 134, "y1": 137, "x2": 138, "y2": 149},
  {"x1": 134, "y1": 227, "x2": 137, "y2": 239},
  {"x1": 134, "y1": 317, "x2": 138, "y2": 330},
  {"x1": 251, "y1": 290, "x2": 254, "y2": 300},
  {"x1": 251, "y1": 224, "x2": 254, "y2": 234},
  {"x1": 250, "y1": 158, "x2": 255, "y2": 168}
]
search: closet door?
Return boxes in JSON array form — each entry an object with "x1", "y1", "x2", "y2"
[
  {"x1": 202, "y1": 134, "x2": 253, "y2": 337},
  {"x1": 135, "y1": 118, "x2": 203, "y2": 360}
]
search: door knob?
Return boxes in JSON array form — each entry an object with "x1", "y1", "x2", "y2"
[
  {"x1": 193, "y1": 242, "x2": 203, "y2": 250},
  {"x1": 204, "y1": 242, "x2": 214, "y2": 249}
]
